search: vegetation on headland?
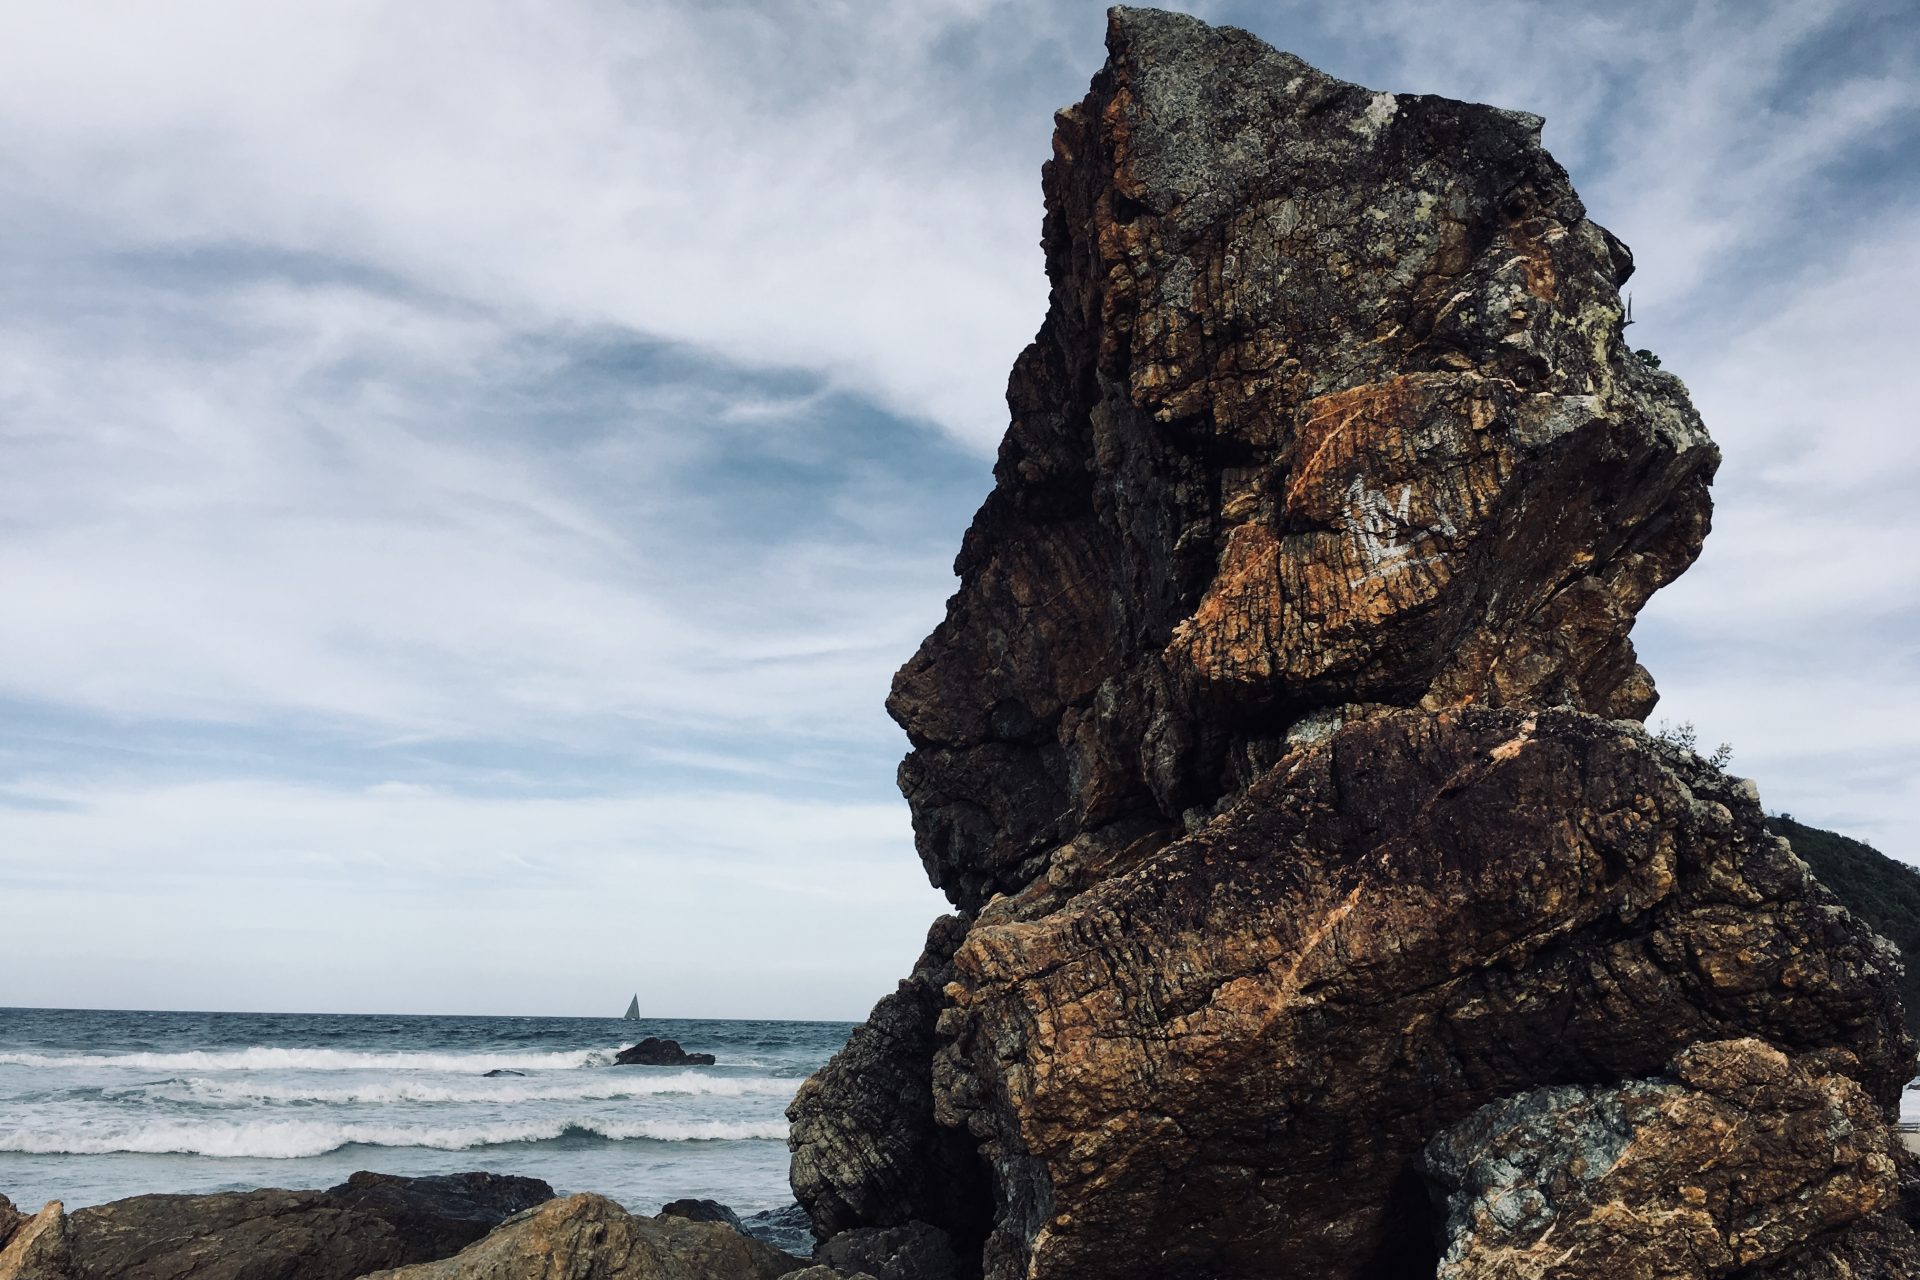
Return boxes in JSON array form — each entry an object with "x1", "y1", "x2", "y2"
[{"x1": 1771, "y1": 815, "x2": 1920, "y2": 1036}]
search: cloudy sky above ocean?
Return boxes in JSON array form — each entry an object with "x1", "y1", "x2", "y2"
[{"x1": 0, "y1": 0, "x2": 1914, "y2": 1018}]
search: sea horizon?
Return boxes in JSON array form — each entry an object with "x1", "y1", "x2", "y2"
[{"x1": 0, "y1": 1003, "x2": 863, "y2": 1025}]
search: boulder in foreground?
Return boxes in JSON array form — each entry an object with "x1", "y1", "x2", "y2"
[
  {"x1": 0, "y1": 1171, "x2": 552, "y2": 1280},
  {"x1": 363, "y1": 1193, "x2": 808, "y2": 1280}
]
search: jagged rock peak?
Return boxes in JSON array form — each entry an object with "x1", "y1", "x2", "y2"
[{"x1": 889, "y1": 5, "x2": 1717, "y2": 913}]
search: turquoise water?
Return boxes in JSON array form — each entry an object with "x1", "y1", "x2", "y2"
[{"x1": 0, "y1": 1007, "x2": 851, "y2": 1212}]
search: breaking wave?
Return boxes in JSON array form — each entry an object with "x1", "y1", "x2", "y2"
[
  {"x1": 0, "y1": 1047, "x2": 620, "y2": 1073},
  {"x1": 0, "y1": 1117, "x2": 789, "y2": 1159},
  {"x1": 157, "y1": 1072, "x2": 797, "y2": 1105}
]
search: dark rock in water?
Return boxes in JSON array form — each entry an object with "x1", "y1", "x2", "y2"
[
  {"x1": 653, "y1": 1200, "x2": 821, "y2": 1264},
  {"x1": 24, "y1": 1171, "x2": 554, "y2": 1280},
  {"x1": 481, "y1": 1068, "x2": 526, "y2": 1077},
  {"x1": 737, "y1": 1204, "x2": 814, "y2": 1258},
  {"x1": 661, "y1": 1198, "x2": 743, "y2": 1229},
  {"x1": 615, "y1": 1036, "x2": 716, "y2": 1067},
  {"x1": 361, "y1": 1193, "x2": 808, "y2": 1279},
  {"x1": 816, "y1": 1221, "x2": 960, "y2": 1280},
  {"x1": 787, "y1": 8, "x2": 1917, "y2": 1280}
]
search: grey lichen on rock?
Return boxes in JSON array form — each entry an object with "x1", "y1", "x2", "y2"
[
  {"x1": 1425, "y1": 1038, "x2": 1903, "y2": 1278},
  {"x1": 362, "y1": 1194, "x2": 810, "y2": 1280}
]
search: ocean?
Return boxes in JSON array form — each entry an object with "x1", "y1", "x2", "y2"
[{"x1": 0, "y1": 1007, "x2": 852, "y2": 1213}]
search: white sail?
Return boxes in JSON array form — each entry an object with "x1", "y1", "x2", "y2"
[{"x1": 623, "y1": 995, "x2": 640, "y2": 1020}]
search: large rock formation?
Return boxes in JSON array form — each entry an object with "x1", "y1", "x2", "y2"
[{"x1": 789, "y1": 8, "x2": 1917, "y2": 1279}]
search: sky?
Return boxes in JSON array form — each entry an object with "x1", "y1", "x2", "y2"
[{"x1": 0, "y1": 0, "x2": 1915, "y2": 1020}]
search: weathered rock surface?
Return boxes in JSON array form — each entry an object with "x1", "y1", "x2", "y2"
[
  {"x1": 615, "y1": 1037, "x2": 716, "y2": 1066},
  {"x1": 1739, "y1": 1212, "x2": 1920, "y2": 1279},
  {"x1": 935, "y1": 711, "x2": 1912, "y2": 1277},
  {"x1": 363, "y1": 1194, "x2": 808, "y2": 1280},
  {"x1": 1424, "y1": 1038, "x2": 1902, "y2": 1278},
  {"x1": 889, "y1": 6, "x2": 1716, "y2": 919},
  {"x1": 1, "y1": 1171, "x2": 553, "y2": 1280},
  {"x1": 0, "y1": 1197, "x2": 25, "y2": 1254},
  {"x1": 0, "y1": 1202, "x2": 67, "y2": 1280},
  {"x1": 1770, "y1": 814, "x2": 1920, "y2": 1036},
  {"x1": 788, "y1": 915, "x2": 988, "y2": 1248},
  {"x1": 788, "y1": 7, "x2": 1916, "y2": 1280}
]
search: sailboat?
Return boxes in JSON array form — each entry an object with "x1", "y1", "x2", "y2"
[{"x1": 622, "y1": 995, "x2": 640, "y2": 1021}]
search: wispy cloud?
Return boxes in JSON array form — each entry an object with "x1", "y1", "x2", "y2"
[
  {"x1": 0, "y1": 259, "x2": 979, "y2": 743},
  {"x1": 0, "y1": 0, "x2": 1091, "y2": 444},
  {"x1": 0, "y1": 0, "x2": 1915, "y2": 1015}
]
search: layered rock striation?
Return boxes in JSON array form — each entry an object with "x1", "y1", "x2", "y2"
[{"x1": 790, "y1": 8, "x2": 1916, "y2": 1279}]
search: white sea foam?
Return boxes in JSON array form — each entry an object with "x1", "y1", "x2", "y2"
[
  {"x1": 0, "y1": 1047, "x2": 620, "y2": 1073},
  {"x1": 0, "y1": 1117, "x2": 788, "y2": 1159},
  {"x1": 163, "y1": 1072, "x2": 797, "y2": 1105}
]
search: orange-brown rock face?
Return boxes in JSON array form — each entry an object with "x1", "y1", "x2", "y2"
[
  {"x1": 889, "y1": 9, "x2": 1715, "y2": 915},
  {"x1": 932, "y1": 713, "x2": 1912, "y2": 1279},
  {"x1": 790, "y1": 9, "x2": 1916, "y2": 1280}
]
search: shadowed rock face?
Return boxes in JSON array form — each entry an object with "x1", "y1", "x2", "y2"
[
  {"x1": 787, "y1": 916, "x2": 990, "y2": 1248},
  {"x1": 790, "y1": 8, "x2": 1917, "y2": 1280}
]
